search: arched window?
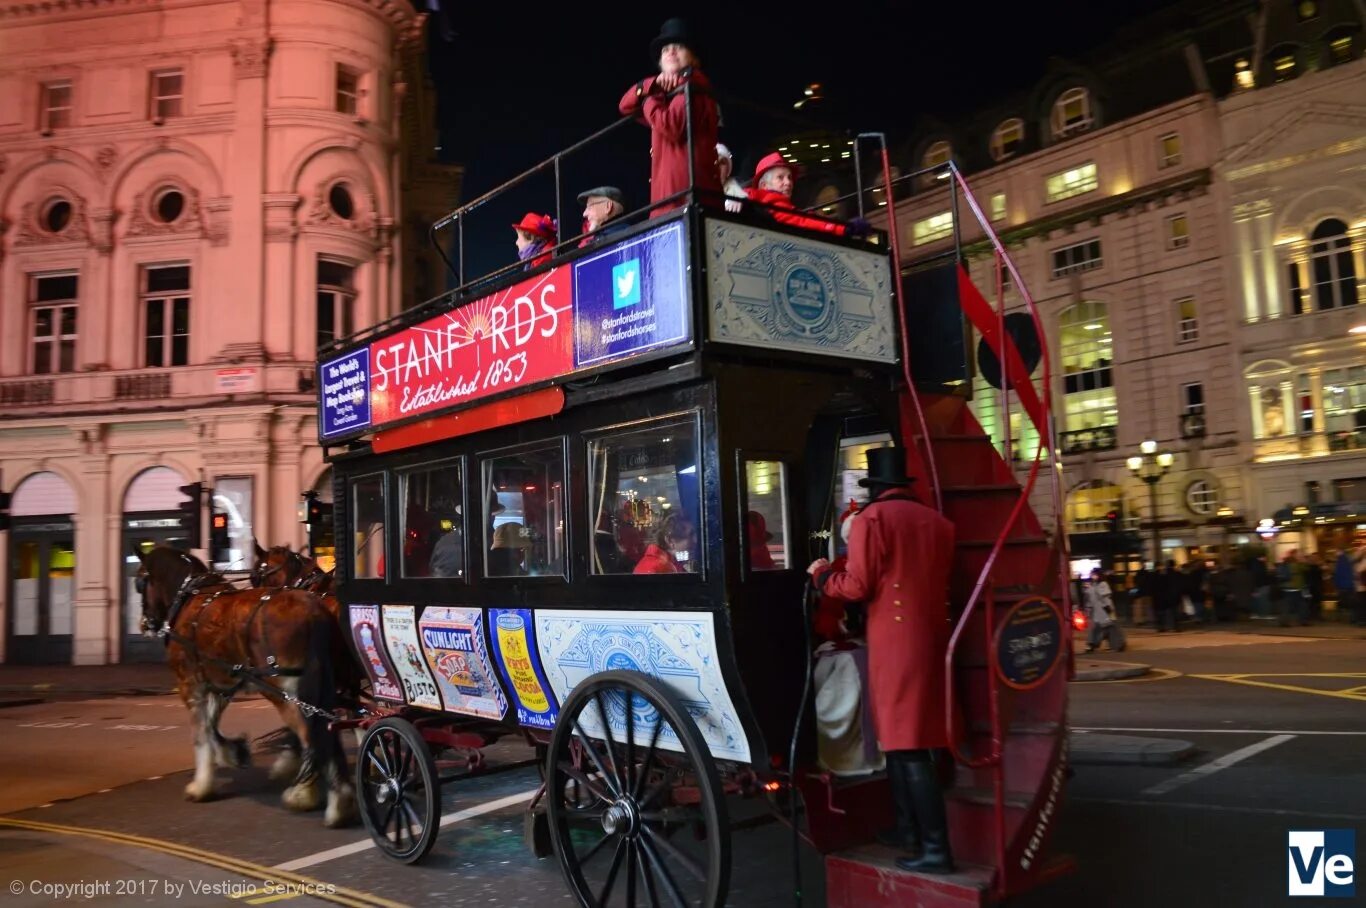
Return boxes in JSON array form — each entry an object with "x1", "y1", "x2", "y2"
[
  {"x1": 1324, "y1": 25, "x2": 1359, "y2": 66},
  {"x1": 1059, "y1": 302, "x2": 1116, "y2": 433},
  {"x1": 990, "y1": 119, "x2": 1024, "y2": 161},
  {"x1": 1050, "y1": 88, "x2": 1092, "y2": 139},
  {"x1": 1266, "y1": 43, "x2": 1300, "y2": 82},
  {"x1": 1065, "y1": 480, "x2": 1123, "y2": 535},
  {"x1": 1308, "y1": 219, "x2": 1358, "y2": 311},
  {"x1": 922, "y1": 140, "x2": 952, "y2": 171}
]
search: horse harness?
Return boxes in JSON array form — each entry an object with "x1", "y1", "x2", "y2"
[{"x1": 154, "y1": 566, "x2": 341, "y2": 722}]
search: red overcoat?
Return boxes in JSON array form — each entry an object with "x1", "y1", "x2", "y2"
[
  {"x1": 817, "y1": 489, "x2": 955, "y2": 751},
  {"x1": 746, "y1": 187, "x2": 848, "y2": 236},
  {"x1": 619, "y1": 69, "x2": 720, "y2": 212}
]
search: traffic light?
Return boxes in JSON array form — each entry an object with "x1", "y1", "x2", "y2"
[
  {"x1": 210, "y1": 508, "x2": 231, "y2": 562},
  {"x1": 0, "y1": 490, "x2": 10, "y2": 532},
  {"x1": 1105, "y1": 508, "x2": 1121, "y2": 535},
  {"x1": 300, "y1": 491, "x2": 334, "y2": 554},
  {"x1": 177, "y1": 482, "x2": 203, "y2": 549}
]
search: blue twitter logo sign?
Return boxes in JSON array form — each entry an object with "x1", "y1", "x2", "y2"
[{"x1": 612, "y1": 258, "x2": 642, "y2": 309}]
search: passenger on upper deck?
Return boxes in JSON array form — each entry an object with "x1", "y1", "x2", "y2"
[
  {"x1": 715, "y1": 143, "x2": 745, "y2": 213},
  {"x1": 633, "y1": 513, "x2": 697, "y2": 574},
  {"x1": 747, "y1": 152, "x2": 870, "y2": 239},
  {"x1": 619, "y1": 18, "x2": 720, "y2": 213},
  {"x1": 577, "y1": 186, "x2": 631, "y2": 247},
  {"x1": 511, "y1": 212, "x2": 557, "y2": 269}
]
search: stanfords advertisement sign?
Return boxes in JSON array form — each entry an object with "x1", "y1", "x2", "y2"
[{"x1": 316, "y1": 222, "x2": 692, "y2": 443}]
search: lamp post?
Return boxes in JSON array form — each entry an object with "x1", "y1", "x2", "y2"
[{"x1": 1127, "y1": 439, "x2": 1174, "y2": 567}]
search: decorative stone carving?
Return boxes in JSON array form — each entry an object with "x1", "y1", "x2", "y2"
[
  {"x1": 125, "y1": 186, "x2": 204, "y2": 240},
  {"x1": 263, "y1": 193, "x2": 301, "y2": 243},
  {"x1": 90, "y1": 207, "x2": 117, "y2": 253},
  {"x1": 204, "y1": 197, "x2": 231, "y2": 246},
  {"x1": 305, "y1": 178, "x2": 378, "y2": 237},
  {"x1": 230, "y1": 38, "x2": 273, "y2": 78},
  {"x1": 95, "y1": 145, "x2": 118, "y2": 173},
  {"x1": 13, "y1": 194, "x2": 92, "y2": 247}
]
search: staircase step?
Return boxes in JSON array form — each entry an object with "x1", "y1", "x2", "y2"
[
  {"x1": 949, "y1": 786, "x2": 1032, "y2": 810},
  {"x1": 826, "y1": 844, "x2": 995, "y2": 908}
]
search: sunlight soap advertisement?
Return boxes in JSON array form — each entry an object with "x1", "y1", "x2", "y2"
[{"x1": 418, "y1": 606, "x2": 508, "y2": 720}]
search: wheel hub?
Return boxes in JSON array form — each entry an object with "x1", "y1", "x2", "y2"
[
  {"x1": 601, "y1": 799, "x2": 640, "y2": 838},
  {"x1": 376, "y1": 776, "x2": 401, "y2": 804}
]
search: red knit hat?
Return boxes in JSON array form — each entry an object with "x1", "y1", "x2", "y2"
[
  {"x1": 753, "y1": 152, "x2": 797, "y2": 185},
  {"x1": 511, "y1": 212, "x2": 557, "y2": 240},
  {"x1": 837, "y1": 499, "x2": 860, "y2": 525}
]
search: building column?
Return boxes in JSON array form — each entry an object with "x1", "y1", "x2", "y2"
[
  {"x1": 1350, "y1": 226, "x2": 1366, "y2": 299},
  {"x1": 262, "y1": 194, "x2": 300, "y2": 360},
  {"x1": 223, "y1": 37, "x2": 271, "y2": 359},
  {"x1": 1308, "y1": 369, "x2": 1325, "y2": 434},
  {"x1": 1280, "y1": 380, "x2": 1296, "y2": 437},
  {"x1": 1235, "y1": 215, "x2": 1261, "y2": 321},
  {"x1": 72, "y1": 454, "x2": 111, "y2": 665},
  {"x1": 1257, "y1": 210, "x2": 1281, "y2": 317},
  {"x1": 1249, "y1": 385, "x2": 1264, "y2": 438}
]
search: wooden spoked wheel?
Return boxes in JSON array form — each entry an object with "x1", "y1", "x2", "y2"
[
  {"x1": 357, "y1": 717, "x2": 441, "y2": 864},
  {"x1": 546, "y1": 670, "x2": 730, "y2": 907}
]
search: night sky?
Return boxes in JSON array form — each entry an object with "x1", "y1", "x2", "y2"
[{"x1": 425, "y1": 2, "x2": 1180, "y2": 279}]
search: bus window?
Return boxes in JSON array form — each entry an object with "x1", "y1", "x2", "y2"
[
  {"x1": 743, "y1": 459, "x2": 789, "y2": 571},
  {"x1": 400, "y1": 459, "x2": 464, "y2": 579},
  {"x1": 482, "y1": 444, "x2": 566, "y2": 578},
  {"x1": 352, "y1": 473, "x2": 386, "y2": 579},
  {"x1": 588, "y1": 414, "x2": 701, "y2": 575}
]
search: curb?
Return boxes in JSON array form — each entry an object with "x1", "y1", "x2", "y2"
[
  {"x1": 1070, "y1": 732, "x2": 1195, "y2": 766},
  {"x1": 0, "y1": 698, "x2": 43, "y2": 710},
  {"x1": 1072, "y1": 660, "x2": 1151, "y2": 682}
]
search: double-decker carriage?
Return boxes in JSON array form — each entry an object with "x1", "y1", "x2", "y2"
[{"x1": 316, "y1": 127, "x2": 1074, "y2": 907}]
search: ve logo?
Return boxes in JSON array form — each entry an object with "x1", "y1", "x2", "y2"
[
  {"x1": 612, "y1": 258, "x2": 642, "y2": 309},
  {"x1": 1288, "y1": 830, "x2": 1355, "y2": 897}
]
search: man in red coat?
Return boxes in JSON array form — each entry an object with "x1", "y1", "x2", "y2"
[
  {"x1": 619, "y1": 19, "x2": 720, "y2": 213},
  {"x1": 808, "y1": 445, "x2": 957, "y2": 873}
]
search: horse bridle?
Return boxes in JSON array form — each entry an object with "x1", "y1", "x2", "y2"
[{"x1": 250, "y1": 548, "x2": 306, "y2": 587}]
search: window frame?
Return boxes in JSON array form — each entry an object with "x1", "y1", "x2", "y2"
[
  {"x1": 335, "y1": 64, "x2": 361, "y2": 116},
  {"x1": 479, "y1": 437, "x2": 571, "y2": 582},
  {"x1": 990, "y1": 119, "x2": 1024, "y2": 162},
  {"x1": 1159, "y1": 132, "x2": 1182, "y2": 169},
  {"x1": 150, "y1": 68, "x2": 184, "y2": 121},
  {"x1": 397, "y1": 455, "x2": 467, "y2": 582},
  {"x1": 1175, "y1": 296, "x2": 1199, "y2": 344},
  {"x1": 40, "y1": 80, "x2": 73, "y2": 131},
  {"x1": 1051, "y1": 238, "x2": 1103, "y2": 279},
  {"x1": 1308, "y1": 219, "x2": 1357, "y2": 311},
  {"x1": 1050, "y1": 87, "x2": 1093, "y2": 139},
  {"x1": 1184, "y1": 478, "x2": 1218, "y2": 517},
  {"x1": 29, "y1": 271, "x2": 79, "y2": 375},
  {"x1": 911, "y1": 210, "x2": 954, "y2": 245},
  {"x1": 1044, "y1": 162, "x2": 1098, "y2": 204},
  {"x1": 316, "y1": 256, "x2": 357, "y2": 349},
  {"x1": 1059, "y1": 301, "x2": 1116, "y2": 433},
  {"x1": 1165, "y1": 213, "x2": 1190, "y2": 250},
  {"x1": 989, "y1": 192, "x2": 1007, "y2": 223},
  {"x1": 738, "y1": 453, "x2": 792, "y2": 578},
  {"x1": 584, "y1": 412, "x2": 704, "y2": 581},
  {"x1": 350, "y1": 471, "x2": 388, "y2": 581},
  {"x1": 140, "y1": 263, "x2": 191, "y2": 368}
]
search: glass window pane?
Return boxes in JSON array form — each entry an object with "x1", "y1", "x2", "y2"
[
  {"x1": 400, "y1": 459, "x2": 464, "y2": 579},
  {"x1": 59, "y1": 306, "x2": 76, "y2": 336},
  {"x1": 147, "y1": 299, "x2": 164, "y2": 336},
  {"x1": 318, "y1": 259, "x2": 354, "y2": 288},
  {"x1": 171, "y1": 333, "x2": 188, "y2": 366},
  {"x1": 146, "y1": 265, "x2": 190, "y2": 293},
  {"x1": 352, "y1": 473, "x2": 386, "y2": 579},
  {"x1": 36, "y1": 275, "x2": 78, "y2": 302},
  {"x1": 59, "y1": 338, "x2": 75, "y2": 372},
  {"x1": 34, "y1": 341, "x2": 51, "y2": 375},
  {"x1": 744, "y1": 460, "x2": 789, "y2": 571},
  {"x1": 587, "y1": 416, "x2": 700, "y2": 575},
  {"x1": 212, "y1": 479, "x2": 253, "y2": 571},
  {"x1": 172, "y1": 298, "x2": 189, "y2": 334},
  {"x1": 34, "y1": 308, "x2": 53, "y2": 338},
  {"x1": 483, "y1": 444, "x2": 567, "y2": 578}
]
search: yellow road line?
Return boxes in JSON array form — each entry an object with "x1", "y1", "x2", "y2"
[
  {"x1": 247, "y1": 893, "x2": 302, "y2": 905},
  {"x1": 1084, "y1": 668, "x2": 1183, "y2": 684},
  {"x1": 0, "y1": 817, "x2": 409, "y2": 908},
  {"x1": 1192, "y1": 674, "x2": 1366, "y2": 702}
]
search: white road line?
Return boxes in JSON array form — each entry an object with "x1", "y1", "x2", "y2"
[
  {"x1": 1142, "y1": 734, "x2": 1296, "y2": 797},
  {"x1": 272, "y1": 788, "x2": 539, "y2": 872},
  {"x1": 1076, "y1": 726, "x2": 1366, "y2": 736},
  {"x1": 1073, "y1": 796, "x2": 1366, "y2": 822}
]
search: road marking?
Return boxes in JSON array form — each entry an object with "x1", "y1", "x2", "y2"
[
  {"x1": 273, "y1": 788, "x2": 539, "y2": 872},
  {"x1": 1142, "y1": 734, "x2": 1295, "y2": 797},
  {"x1": 1080, "y1": 668, "x2": 1182, "y2": 683},
  {"x1": 1075, "y1": 726, "x2": 1366, "y2": 736},
  {"x1": 1074, "y1": 795, "x2": 1366, "y2": 822},
  {"x1": 246, "y1": 893, "x2": 301, "y2": 905},
  {"x1": 0, "y1": 817, "x2": 408, "y2": 908},
  {"x1": 1192, "y1": 673, "x2": 1366, "y2": 702}
]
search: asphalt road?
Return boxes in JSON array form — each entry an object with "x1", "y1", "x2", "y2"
[{"x1": 0, "y1": 630, "x2": 1361, "y2": 907}]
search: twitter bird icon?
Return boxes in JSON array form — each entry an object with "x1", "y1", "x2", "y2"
[{"x1": 612, "y1": 259, "x2": 642, "y2": 310}]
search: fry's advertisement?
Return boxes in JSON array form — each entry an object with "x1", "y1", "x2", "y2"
[
  {"x1": 490, "y1": 608, "x2": 559, "y2": 730},
  {"x1": 418, "y1": 607, "x2": 508, "y2": 720}
]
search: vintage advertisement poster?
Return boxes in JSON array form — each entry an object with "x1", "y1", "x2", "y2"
[
  {"x1": 380, "y1": 605, "x2": 443, "y2": 709},
  {"x1": 418, "y1": 607, "x2": 507, "y2": 720},
  {"x1": 489, "y1": 608, "x2": 559, "y2": 730},
  {"x1": 348, "y1": 604, "x2": 402, "y2": 702}
]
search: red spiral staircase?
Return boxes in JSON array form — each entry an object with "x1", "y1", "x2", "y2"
[{"x1": 813, "y1": 163, "x2": 1075, "y2": 907}]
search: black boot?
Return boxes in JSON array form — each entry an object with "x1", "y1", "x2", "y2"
[
  {"x1": 876, "y1": 753, "x2": 921, "y2": 854},
  {"x1": 894, "y1": 760, "x2": 955, "y2": 874}
]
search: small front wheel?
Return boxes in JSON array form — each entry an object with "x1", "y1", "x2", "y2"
[{"x1": 356, "y1": 717, "x2": 441, "y2": 864}]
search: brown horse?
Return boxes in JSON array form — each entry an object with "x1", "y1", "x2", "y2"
[{"x1": 135, "y1": 545, "x2": 355, "y2": 826}]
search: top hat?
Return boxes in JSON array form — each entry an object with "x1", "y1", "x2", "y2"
[
  {"x1": 511, "y1": 212, "x2": 557, "y2": 240},
  {"x1": 650, "y1": 18, "x2": 698, "y2": 61},
  {"x1": 859, "y1": 446, "x2": 915, "y2": 488}
]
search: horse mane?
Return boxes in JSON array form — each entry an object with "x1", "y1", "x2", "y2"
[{"x1": 145, "y1": 545, "x2": 225, "y2": 590}]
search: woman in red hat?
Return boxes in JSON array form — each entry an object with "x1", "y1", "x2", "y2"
[
  {"x1": 511, "y1": 212, "x2": 557, "y2": 270},
  {"x1": 747, "y1": 152, "x2": 870, "y2": 238},
  {"x1": 619, "y1": 18, "x2": 720, "y2": 214}
]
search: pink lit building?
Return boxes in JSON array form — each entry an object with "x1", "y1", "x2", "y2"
[{"x1": 0, "y1": 0, "x2": 460, "y2": 663}]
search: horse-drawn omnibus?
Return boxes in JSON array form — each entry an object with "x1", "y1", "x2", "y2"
[{"x1": 312, "y1": 119, "x2": 1073, "y2": 906}]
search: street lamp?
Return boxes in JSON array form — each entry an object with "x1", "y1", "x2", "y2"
[{"x1": 1126, "y1": 439, "x2": 1175, "y2": 567}]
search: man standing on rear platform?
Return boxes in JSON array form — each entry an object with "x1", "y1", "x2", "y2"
[{"x1": 808, "y1": 446, "x2": 957, "y2": 874}]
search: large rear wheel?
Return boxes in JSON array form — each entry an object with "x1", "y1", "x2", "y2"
[{"x1": 546, "y1": 670, "x2": 730, "y2": 907}]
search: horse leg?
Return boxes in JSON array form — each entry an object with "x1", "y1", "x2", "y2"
[
  {"x1": 206, "y1": 692, "x2": 251, "y2": 769},
  {"x1": 321, "y1": 726, "x2": 356, "y2": 828},
  {"x1": 269, "y1": 730, "x2": 303, "y2": 783},
  {"x1": 183, "y1": 688, "x2": 218, "y2": 802},
  {"x1": 273, "y1": 680, "x2": 323, "y2": 812}
]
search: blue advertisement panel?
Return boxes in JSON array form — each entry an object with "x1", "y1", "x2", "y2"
[
  {"x1": 318, "y1": 348, "x2": 371, "y2": 439},
  {"x1": 489, "y1": 608, "x2": 560, "y2": 730},
  {"x1": 573, "y1": 221, "x2": 691, "y2": 368}
]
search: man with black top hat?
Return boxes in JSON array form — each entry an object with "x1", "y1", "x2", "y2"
[
  {"x1": 619, "y1": 18, "x2": 720, "y2": 213},
  {"x1": 808, "y1": 445, "x2": 957, "y2": 874},
  {"x1": 576, "y1": 185, "x2": 631, "y2": 247}
]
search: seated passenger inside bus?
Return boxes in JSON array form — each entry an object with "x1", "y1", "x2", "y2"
[{"x1": 634, "y1": 513, "x2": 697, "y2": 574}]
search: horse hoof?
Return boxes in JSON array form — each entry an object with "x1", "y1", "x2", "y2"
[
  {"x1": 283, "y1": 781, "x2": 322, "y2": 812},
  {"x1": 184, "y1": 782, "x2": 214, "y2": 802},
  {"x1": 324, "y1": 789, "x2": 358, "y2": 828},
  {"x1": 269, "y1": 750, "x2": 302, "y2": 782}
]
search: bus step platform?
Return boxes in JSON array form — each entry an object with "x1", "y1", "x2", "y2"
[{"x1": 826, "y1": 843, "x2": 996, "y2": 908}]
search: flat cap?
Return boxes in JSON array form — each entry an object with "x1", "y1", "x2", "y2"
[{"x1": 576, "y1": 185, "x2": 625, "y2": 206}]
